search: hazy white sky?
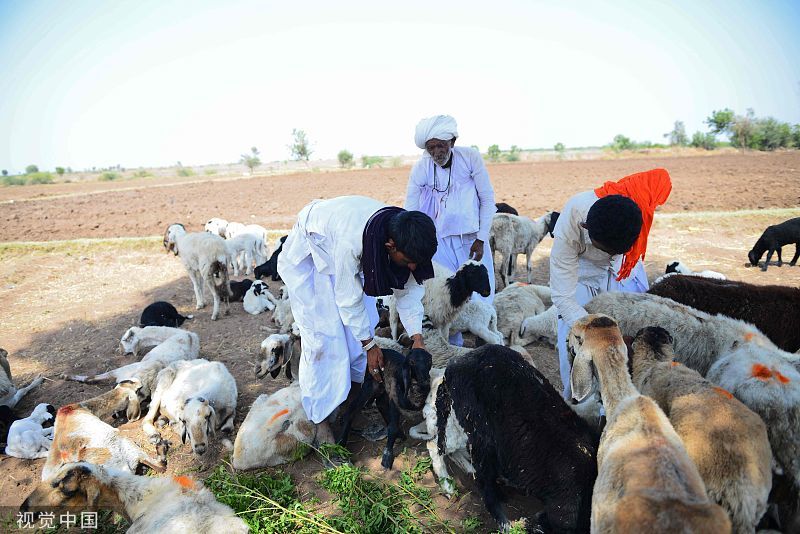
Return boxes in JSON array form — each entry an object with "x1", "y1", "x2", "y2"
[{"x1": 1, "y1": 0, "x2": 798, "y2": 173}]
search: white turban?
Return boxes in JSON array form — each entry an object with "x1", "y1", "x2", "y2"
[{"x1": 414, "y1": 115, "x2": 458, "y2": 150}]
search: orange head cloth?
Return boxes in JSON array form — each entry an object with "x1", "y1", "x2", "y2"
[{"x1": 594, "y1": 168, "x2": 672, "y2": 280}]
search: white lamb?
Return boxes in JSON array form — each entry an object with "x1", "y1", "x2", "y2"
[
  {"x1": 0, "y1": 348, "x2": 43, "y2": 409},
  {"x1": 119, "y1": 325, "x2": 191, "y2": 357},
  {"x1": 653, "y1": 260, "x2": 727, "y2": 285},
  {"x1": 243, "y1": 280, "x2": 278, "y2": 315},
  {"x1": 271, "y1": 286, "x2": 294, "y2": 333},
  {"x1": 226, "y1": 222, "x2": 269, "y2": 264},
  {"x1": 224, "y1": 233, "x2": 263, "y2": 276},
  {"x1": 142, "y1": 359, "x2": 238, "y2": 456},
  {"x1": 204, "y1": 217, "x2": 229, "y2": 238},
  {"x1": 5, "y1": 403, "x2": 54, "y2": 459},
  {"x1": 493, "y1": 282, "x2": 547, "y2": 345},
  {"x1": 448, "y1": 300, "x2": 505, "y2": 345},
  {"x1": 490, "y1": 211, "x2": 558, "y2": 288},
  {"x1": 518, "y1": 304, "x2": 559, "y2": 346},
  {"x1": 163, "y1": 223, "x2": 232, "y2": 320}
]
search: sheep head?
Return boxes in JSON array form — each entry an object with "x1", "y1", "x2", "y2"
[
  {"x1": 162, "y1": 223, "x2": 185, "y2": 255},
  {"x1": 256, "y1": 334, "x2": 292, "y2": 379},
  {"x1": 399, "y1": 348, "x2": 433, "y2": 410},
  {"x1": 568, "y1": 314, "x2": 626, "y2": 403},
  {"x1": 453, "y1": 260, "x2": 491, "y2": 298},
  {"x1": 631, "y1": 327, "x2": 675, "y2": 362},
  {"x1": 0, "y1": 348, "x2": 11, "y2": 381},
  {"x1": 204, "y1": 218, "x2": 228, "y2": 238},
  {"x1": 181, "y1": 397, "x2": 217, "y2": 455},
  {"x1": 21, "y1": 463, "x2": 124, "y2": 514}
]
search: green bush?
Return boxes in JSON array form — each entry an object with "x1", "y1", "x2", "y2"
[
  {"x1": 486, "y1": 144, "x2": 501, "y2": 162},
  {"x1": 100, "y1": 171, "x2": 120, "y2": 181},
  {"x1": 1, "y1": 175, "x2": 26, "y2": 186},
  {"x1": 176, "y1": 167, "x2": 195, "y2": 177},
  {"x1": 361, "y1": 155, "x2": 383, "y2": 168},
  {"x1": 554, "y1": 142, "x2": 565, "y2": 153},
  {"x1": 337, "y1": 150, "x2": 354, "y2": 168},
  {"x1": 133, "y1": 170, "x2": 152, "y2": 178},
  {"x1": 204, "y1": 168, "x2": 217, "y2": 175},
  {"x1": 690, "y1": 131, "x2": 716, "y2": 150},
  {"x1": 55, "y1": 166, "x2": 65, "y2": 176},
  {"x1": 793, "y1": 124, "x2": 800, "y2": 148},
  {"x1": 610, "y1": 134, "x2": 633, "y2": 151},
  {"x1": 750, "y1": 118, "x2": 793, "y2": 150},
  {"x1": 504, "y1": 145, "x2": 521, "y2": 162},
  {"x1": 1, "y1": 172, "x2": 54, "y2": 186},
  {"x1": 25, "y1": 164, "x2": 39, "y2": 174}
]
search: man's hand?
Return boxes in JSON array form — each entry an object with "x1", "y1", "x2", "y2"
[
  {"x1": 410, "y1": 333, "x2": 425, "y2": 350},
  {"x1": 469, "y1": 239, "x2": 485, "y2": 261},
  {"x1": 366, "y1": 345, "x2": 384, "y2": 383}
]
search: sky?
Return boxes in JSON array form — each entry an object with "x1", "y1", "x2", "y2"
[{"x1": 1, "y1": 0, "x2": 799, "y2": 173}]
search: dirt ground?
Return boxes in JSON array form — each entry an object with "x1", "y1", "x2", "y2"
[{"x1": 1, "y1": 151, "x2": 799, "y2": 531}]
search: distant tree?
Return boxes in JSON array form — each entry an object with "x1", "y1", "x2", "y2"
[
  {"x1": 690, "y1": 131, "x2": 716, "y2": 150},
  {"x1": 750, "y1": 117, "x2": 793, "y2": 151},
  {"x1": 66, "y1": 167, "x2": 73, "y2": 173},
  {"x1": 793, "y1": 124, "x2": 800, "y2": 148},
  {"x1": 337, "y1": 149, "x2": 354, "y2": 168},
  {"x1": 1, "y1": 170, "x2": 7, "y2": 176},
  {"x1": 664, "y1": 121, "x2": 688, "y2": 146},
  {"x1": 611, "y1": 134, "x2": 633, "y2": 152},
  {"x1": 705, "y1": 108, "x2": 735, "y2": 135},
  {"x1": 505, "y1": 145, "x2": 521, "y2": 162},
  {"x1": 730, "y1": 109, "x2": 756, "y2": 149},
  {"x1": 487, "y1": 144, "x2": 501, "y2": 162},
  {"x1": 290, "y1": 129, "x2": 312, "y2": 161},
  {"x1": 240, "y1": 146, "x2": 262, "y2": 174},
  {"x1": 25, "y1": 164, "x2": 39, "y2": 174},
  {"x1": 361, "y1": 155, "x2": 384, "y2": 168},
  {"x1": 55, "y1": 167, "x2": 65, "y2": 176}
]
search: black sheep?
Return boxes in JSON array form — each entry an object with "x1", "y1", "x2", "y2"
[
  {"x1": 228, "y1": 279, "x2": 254, "y2": 302},
  {"x1": 748, "y1": 217, "x2": 800, "y2": 271},
  {"x1": 254, "y1": 235, "x2": 288, "y2": 281},
  {"x1": 139, "y1": 301, "x2": 190, "y2": 328},
  {"x1": 434, "y1": 345, "x2": 597, "y2": 532},
  {"x1": 495, "y1": 202, "x2": 519, "y2": 216},
  {"x1": 649, "y1": 274, "x2": 800, "y2": 352},
  {"x1": 336, "y1": 348, "x2": 432, "y2": 469}
]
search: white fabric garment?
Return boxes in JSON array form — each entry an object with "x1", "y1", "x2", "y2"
[
  {"x1": 414, "y1": 115, "x2": 458, "y2": 149},
  {"x1": 277, "y1": 196, "x2": 426, "y2": 423}
]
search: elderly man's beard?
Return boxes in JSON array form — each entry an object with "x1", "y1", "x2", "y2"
[{"x1": 433, "y1": 148, "x2": 451, "y2": 167}]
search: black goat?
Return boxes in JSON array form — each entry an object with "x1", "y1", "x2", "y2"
[
  {"x1": 139, "y1": 301, "x2": 190, "y2": 328},
  {"x1": 254, "y1": 235, "x2": 287, "y2": 281},
  {"x1": 228, "y1": 279, "x2": 254, "y2": 302},
  {"x1": 495, "y1": 202, "x2": 519, "y2": 216},
  {"x1": 748, "y1": 217, "x2": 800, "y2": 271},
  {"x1": 337, "y1": 348, "x2": 432, "y2": 469}
]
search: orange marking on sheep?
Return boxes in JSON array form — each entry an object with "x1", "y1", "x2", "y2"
[
  {"x1": 775, "y1": 371, "x2": 791, "y2": 384},
  {"x1": 670, "y1": 361, "x2": 681, "y2": 367},
  {"x1": 267, "y1": 408, "x2": 290, "y2": 426},
  {"x1": 744, "y1": 332, "x2": 755, "y2": 342},
  {"x1": 752, "y1": 364, "x2": 773, "y2": 380},
  {"x1": 173, "y1": 475, "x2": 196, "y2": 490},
  {"x1": 57, "y1": 404, "x2": 77, "y2": 417},
  {"x1": 59, "y1": 450, "x2": 70, "y2": 460},
  {"x1": 712, "y1": 386, "x2": 733, "y2": 400}
]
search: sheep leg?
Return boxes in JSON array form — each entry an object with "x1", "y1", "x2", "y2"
[
  {"x1": 475, "y1": 460, "x2": 510, "y2": 531},
  {"x1": 473, "y1": 325, "x2": 504, "y2": 346},
  {"x1": 500, "y1": 253, "x2": 510, "y2": 287},
  {"x1": 188, "y1": 269, "x2": 205, "y2": 308},
  {"x1": 62, "y1": 370, "x2": 117, "y2": 384},
  {"x1": 5, "y1": 376, "x2": 44, "y2": 408},
  {"x1": 335, "y1": 380, "x2": 375, "y2": 447},
  {"x1": 141, "y1": 369, "x2": 176, "y2": 439},
  {"x1": 427, "y1": 440, "x2": 457, "y2": 496},
  {"x1": 763, "y1": 249, "x2": 775, "y2": 271},
  {"x1": 526, "y1": 251, "x2": 533, "y2": 284},
  {"x1": 203, "y1": 275, "x2": 221, "y2": 320},
  {"x1": 776, "y1": 247, "x2": 783, "y2": 266},
  {"x1": 790, "y1": 244, "x2": 799, "y2": 266},
  {"x1": 376, "y1": 395, "x2": 403, "y2": 469}
]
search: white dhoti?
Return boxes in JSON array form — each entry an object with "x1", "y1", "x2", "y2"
[
  {"x1": 556, "y1": 260, "x2": 649, "y2": 399},
  {"x1": 278, "y1": 206, "x2": 378, "y2": 424}
]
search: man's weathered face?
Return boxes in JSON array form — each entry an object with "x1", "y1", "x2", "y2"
[{"x1": 425, "y1": 138, "x2": 454, "y2": 166}]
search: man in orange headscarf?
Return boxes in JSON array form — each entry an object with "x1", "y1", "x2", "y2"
[{"x1": 527, "y1": 168, "x2": 671, "y2": 399}]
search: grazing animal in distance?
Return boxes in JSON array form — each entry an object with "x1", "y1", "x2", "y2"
[{"x1": 748, "y1": 217, "x2": 800, "y2": 271}]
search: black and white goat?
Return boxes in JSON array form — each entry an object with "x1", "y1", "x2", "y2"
[
  {"x1": 748, "y1": 216, "x2": 800, "y2": 271},
  {"x1": 139, "y1": 301, "x2": 191, "y2": 328},
  {"x1": 228, "y1": 279, "x2": 254, "y2": 302},
  {"x1": 254, "y1": 235, "x2": 287, "y2": 281}
]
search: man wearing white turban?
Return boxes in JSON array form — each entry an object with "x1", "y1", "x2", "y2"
[{"x1": 405, "y1": 115, "x2": 497, "y2": 344}]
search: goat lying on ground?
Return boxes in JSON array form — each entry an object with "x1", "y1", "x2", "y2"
[
  {"x1": 228, "y1": 279, "x2": 253, "y2": 302},
  {"x1": 569, "y1": 314, "x2": 731, "y2": 533},
  {"x1": 139, "y1": 301, "x2": 191, "y2": 328},
  {"x1": 119, "y1": 326, "x2": 187, "y2": 357},
  {"x1": 412, "y1": 345, "x2": 597, "y2": 532},
  {"x1": 447, "y1": 300, "x2": 504, "y2": 345},
  {"x1": 649, "y1": 274, "x2": 800, "y2": 353},
  {"x1": 232, "y1": 383, "x2": 333, "y2": 469},
  {"x1": 22, "y1": 462, "x2": 249, "y2": 533},
  {"x1": 254, "y1": 235, "x2": 287, "y2": 281},
  {"x1": 5, "y1": 403, "x2": 56, "y2": 459},
  {"x1": 653, "y1": 260, "x2": 726, "y2": 285},
  {"x1": 0, "y1": 348, "x2": 44, "y2": 409},
  {"x1": 493, "y1": 282, "x2": 547, "y2": 345},
  {"x1": 630, "y1": 327, "x2": 772, "y2": 534},
  {"x1": 243, "y1": 280, "x2": 278, "y2": 315},
  {"x1": 75, "y1": 380, "x2": 144, "y2": 422},
  {"x1": 255, "y1": 333, "x2": 299, "y2": 381},
  {"x1": 337, "y1": 348, "x2": 432, "y2": 469},
  {"x1": 748, "y1": 216, "x2": 800, "y2": 271}
]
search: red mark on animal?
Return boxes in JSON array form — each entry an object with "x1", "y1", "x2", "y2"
[
  {"x1": 752, "y1": 364, "x2": 773, "y2": 380},
  {"x1": 712, "y1": 386, "x2": 734, "y2": 400},
  {"x1": 267, "y1": 408, "x2": 290, "y2": 426}
]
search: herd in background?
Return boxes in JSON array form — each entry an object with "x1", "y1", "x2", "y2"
[{"x1": 1, "y1": 208, "x2": 800, "y2": 532}]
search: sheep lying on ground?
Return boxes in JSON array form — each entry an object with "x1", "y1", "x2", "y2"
[
  {"x1": 232, "y1": 383, "x2": 333, "y2": 470},
  {"x1": 243, "y1": 280, "x2": 278, "y2": 315},
  {"x1": 569, "y1": 314, "x2": 731, "y2": 533},
  {"x1": 164, "y1": 223, "x2": 232, "y2": 320},
  {"x1": 139, "y1": 301, "x2": 191, "y2": 328},
  {"x1": 254, "y1": 235, "x2": 287, "y2": 281},
  {"x1": 489, "y1": 211, "x2": 559, "y2": 288},
  {"x1": 630, "y1": 327, "x2": 772, "y2": 534},
  {"x1": 76, "y1": 380, "x2": 144, "y2": 422},
  {"x1": 649, "y1": 274, "x2": 800, "y2": 353},
  {"x1": 142, "y1": 359, "x2": 237, "y2": 456},
  {"x1": 5, "y1": 403, "x2": 56, "y2": 459},
  {"x1": 43, "y1": 404, "x2": 168, "y2": 480},
  {"x1": 448, "y1": 300, "x2": 504, "y2": 345},
  {"x1": 389, "y1": 260, "x2": 491, "y2": 341},
  {"x1": 653, "y1": 260, "x2": 726, "y2": 285},
  {"x1": 493, "y1": 282, "x2": 547, "y2": 345},
  {"x1": 23, "y1": 462, "x2": 248, "y2": 533},
  {"x1": 119, "y1": 326, "x2": 188, "y2": 357},
  {"x1": 337, "y1": 348, "x2": 432, "y2": 469},
  {"x1": 412, "y1": 345, "x2": 597, "y2": 532},
  {"x1": 518, "y1": 304, "x2": 559, "y2": 346},
  {"x1": 255, "y1": 333, "x2": 299, "y2": 381},
  {"x1": 748, "y1": 216, "x2": 800, "y2": 271},
  {"x1": 228, "y1": 279, "x2": 253, "y2": 302},
  {"x1": 0, "y1": 348, "x2": 43, "y2": 409}
]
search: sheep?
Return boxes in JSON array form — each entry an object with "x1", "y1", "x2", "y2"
[
  {"x1": 224, "y1": 233, "x2": 263, "y2": 276},
  {"x1": 232, "y1": 383, "x2": 334, "y2": 469},
  {"x1": 518, "y1": 303, "x2": 559, "y2": 346},
  {"x1": 22, "y1": 462, "x2": 249, "y2": 533},
  {"x1": 75, "y1": 380, "x2": 144, "y2": 422},
  {"x1": 568, "y1": 314, "x2": 731, "y2": 533},
  {"x1": 142, "y1": 359, "x2": 238, "y2": 456},
  {"x1": 748, "y1": 216, "x2": 800, "y2": 271},
  {"x1": 629, "y1": 327, "x2": 772, "y2": 534},
  {"x1": 139, "y1": 301, "x2": 191, "y2": 328},
  {"x1": 5, "y1": 403, "x2": 56, "y2": 459},
  {"x1": 254, "y1": 235, "x2": 287, "y2": 281},
  {"x1": 493, "y1": 282, "x2": 547, "y2": 345},
  {"x1": 412, "y1": 345, "x2": 598, "y2": 532},
  {"x1": 271, "y1": 286, "x2": 294, "y2": 333},
  {"x1": 495, "y1": 202, "x2": 519, "y2": 215},
  {"x1": 228, "y1": 278, "x2": 253, "y2": 302},
  {"x1": 204, "y1": 217, "x2": 229, "y2": 238},
  {"x1": 119, "y1": 325, "x2": 188, "y2": 357},
  {"x1": 337, "y1": 348, "x2": 432, "y2": 469},
  {"x1": 0, "y1": 348, "x2": 43, "y2": 409},
  {"x1": 227, "y1": 222, "x2": 270, "y2": 264},
  {"x1": 255, "y1": 333, "x2": 299, "y2": 381},
  {"x1": 653, "y1": 260, "x2": 726, "y2": 285},
  {"x1": 388, "y1": 260, "x2": 491, "y2": 341},
  {"x1": 447, "y1": 300, "x2": 504, "y2": 345},
  {"x1": 163, "y1": 223, "x2": 232, "y2": 320},
  {"x1": 43, "y1": 404, "x2": 168, "y2": 481},
  {"x1": 243, "y1": 280, "x2": 278, "y2": 315},
  {"x1": 649, "y1": 274, "x2": 800, "y2": 353},
  {"x1": 489, "y1": 211, "x2": 559, "y2": 288}
]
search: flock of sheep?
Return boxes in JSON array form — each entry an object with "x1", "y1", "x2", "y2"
[{"x1": 1, "y1": 209, "x2": 799, "y2": 533}]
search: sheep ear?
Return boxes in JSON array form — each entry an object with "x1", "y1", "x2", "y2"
[
  {"x1": 207, "y1": 407, "x2": 217, "y2": 438},
  {"x1": 126, "y1": 398, "x2": 141, "y2": 421},
  {"x1": 570, "y1": 351, "x2": 595, "y2": 403},
  {"x1": 180, "y1": 422, "x2": 187, "y2": 444},
  {"x1": 270, "y1": 367, "x2": 281, "y2": 379}
]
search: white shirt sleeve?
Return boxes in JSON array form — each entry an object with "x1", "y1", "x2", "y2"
[
  {"x1": 404, "y1": 161, "x2": 425, "y2": 211},
  {"x1": 333, "y1": 245, "x2": 372, "y2": 341},
  {"x1": 550, "y1": 234, "x2": 589, "y2": 328},
  {"x1": 393, "y1": 273, "x2": 425, "y2": 337},
  {"x1": 469, "y1": 149, "x2": 496, "y2": 242}
]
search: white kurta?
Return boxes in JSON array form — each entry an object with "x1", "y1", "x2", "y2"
[
  {"x1": 405, "y1": 146, "x2": 496, "y2": 304},
  {"x1": 550, "y1": 190, "x2": 649, "y2": 398},
  {"x1": 277, "y1": 196, "x2": 426, "y2": 424}
]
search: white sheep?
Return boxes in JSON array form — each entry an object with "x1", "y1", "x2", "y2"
[
  {"x1": 204, "y1": 217, "x2": 229, "y2": 238},
  {"x1": 518, "y1": 304, "x2": 559, "y2": 346},
  {"x1": 243, "y1": 280, "x2": 278, "y2": 315},
  {"x1": 653, "y1": 260, "x2": 727, "y2": 285},
  {"x1": 224, "y1": 233, "x2": 263, "y2": 276},
  {"x1": 271, "y1": 286, "x2": 294, "y2": 333},
  {"x1": 142, "y1": 359, "x2": 238, "y2": 456},
  {"x1": 448, "y1": 300, "x2": 505, "y2": 345},
  {"x1": 226, "y1": 222, "x2": 269, "y2": 264},
  {"x1": 0, "y1": 348, "x2": 43, "y2": 408},
  {"x1": 232, "y1": 383, "x2": 333, "y2": 469},
  {"x1": 119, "y1": 325, "x2": 188, "y2": 357},
  {"x1": 163, "y1": 223, "x2": 232, "y2": 320},
  {"x1": 493, "y1": 282, "x2": 547, "y2": 345},
  {"x1": 490, "y1": 211, "x2": 558, "y2": 288},
  {"x1": 5, "y1": 403, "x2": 54, "y2": 459},
  {"x1": 255, "y1": 333, "x2": 299, "y2": 381},
  {"x1": 569, "y1": 314, "x2": 731, "y2": 533},
  {"x1": 23, "y1": 462, "x2": 248, "y2": 533}
]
